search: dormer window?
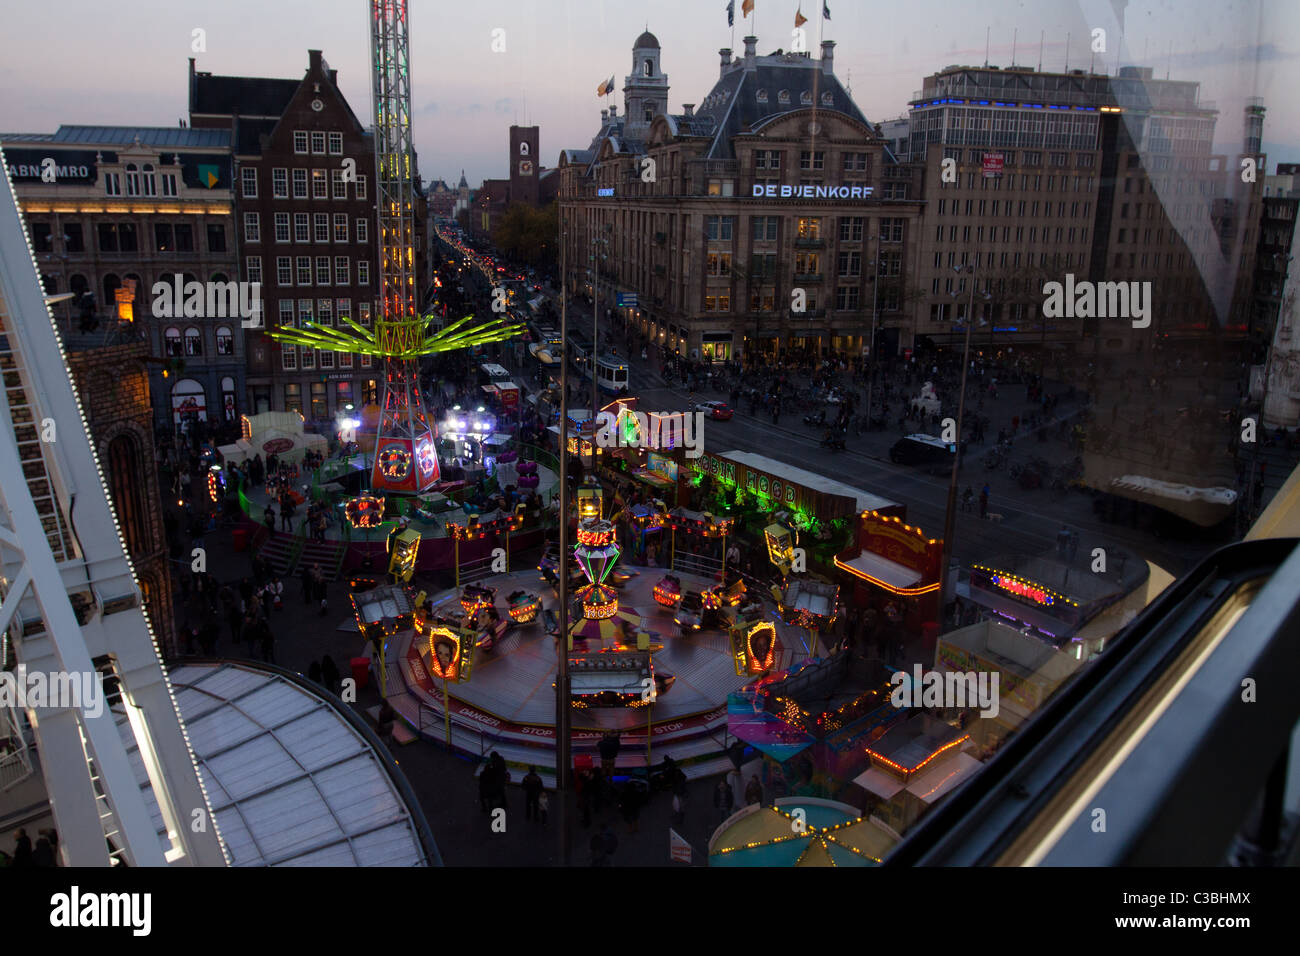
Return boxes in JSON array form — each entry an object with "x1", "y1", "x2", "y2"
[
  {"x1": 801, "y1": 91, "x2": 813, "y2": 105},
  {"x1": 821, "y1": 92, "x2": 834, "y2": 106},
  {"x1": 778, "y1": 90, "x2": 790, "y2": 105},
  {"x1": 756, "y1": 89, "x2": 768, "y2": 103}
]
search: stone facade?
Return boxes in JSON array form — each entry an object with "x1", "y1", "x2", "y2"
[{"x1": 66, "y1": 342, "x2": 177, "y2": 658}]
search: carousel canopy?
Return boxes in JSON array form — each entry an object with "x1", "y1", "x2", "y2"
[
  {"x1": 220, "y1": 411, "x2": 327, "y2": 465},
  {"x1": 709, "y1": 798, "x2": 899, "y2": 867}
]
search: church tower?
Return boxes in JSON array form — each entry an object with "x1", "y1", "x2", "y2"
[
  {"x1": 509, "y1": 125, "x2": 540, "y2": 206},
  {"x1": 622, "y1": 31, "x2": 668, "y2": 138}
]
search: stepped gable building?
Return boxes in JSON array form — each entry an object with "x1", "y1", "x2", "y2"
[
  {"x1": 1, "y1": 125, "x2": 243, "y2": 431},
  {"x1": 189, "y1": 49, "x2": 427, "y2": 422},
  {"x1": 559, "y1": 32, "x2": 924, "y2": 363}
]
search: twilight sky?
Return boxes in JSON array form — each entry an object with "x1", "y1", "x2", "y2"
[{"x1": 0, "y1": 0, "x2": 1295, "y2": 188}]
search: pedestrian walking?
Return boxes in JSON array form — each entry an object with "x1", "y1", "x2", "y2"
[
  {"x1": 714, "y1": 777, "x2": 735, "y2": 823},
  {"x1": 745, "y1": 774, "x2": 763, "y2": 806},
  {"x1": 522, "y1": 766, "x2": 544, "y2": 822},
  {"x1": 598, "y1": 731, "x2": 621, "y2": 778}
]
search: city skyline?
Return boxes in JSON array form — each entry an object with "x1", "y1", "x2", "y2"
[{"x1": 0, "y1": 0, "x2": 1296, "y2": 189}]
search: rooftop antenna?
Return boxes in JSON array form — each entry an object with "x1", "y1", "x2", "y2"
[
  {"x1": 1038, "y1": 30, "x2": 1044, "y2": 72},
  {"x1": 1011, "y1": 28, "x2": 1018, "y2": 67},
  {"x1": 1167, "y1": 40, "x2": 1173, "y2": 79},
  {"x1": 984, "y1": 26, "x2": 990, "y2": 67},
  {"x1": 1064, "y1": 32, "x2": 1070, "y2": 72}
]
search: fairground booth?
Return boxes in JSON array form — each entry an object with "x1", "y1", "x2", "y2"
[
  {"x1": 835, "y1": 510, "x2": 944, "y2": 641},
  {"x1": 686, "y1": 450, "x2": 904, "y2": 579},
  {"x1": 960, "y1": 553, "x2": 1157, "y2": 659},
  {"x1": 933, "y1": 619, "x2": 1082, "y2": 753}
]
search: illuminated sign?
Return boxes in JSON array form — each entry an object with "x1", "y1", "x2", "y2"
[
  {"x1": 751, "y1": 183, "x2": 875, "y2": 200},
  {"x1": 597, "y1": 187, "x2": 615, "y2": 197},
  {"x1": 992, "y1": 575, "x2": 1052, "y2": 605}
]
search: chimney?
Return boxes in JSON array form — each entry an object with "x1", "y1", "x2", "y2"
[
  {"x1": 609, "y1": 104, "x2": 617, "y2": 116},
  {"x1": 683, "y1": 104, "x2": 695, "y2": 117},
  {"x1": 601, "y1": 108, "x2": 608, "y2": 122},
  {"x1": 821, "y1": 40, "x2": 835, "y2": 75},
  {"x1": 308, "y1": 49, "x2": 323, "y2": 75},
  {"x1": 329, "y1": 68, "x2": 338, "y2": 86},
  {"x1": 743, "y1": 36, "x2": 758, "y2": 71},
  {"x1": 719, "y1": 48, "x2": 732, "y2": 77}
]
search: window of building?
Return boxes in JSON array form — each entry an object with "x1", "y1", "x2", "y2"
[
  {"x1": 273, "y1": 213, "x2": 289, "y2": 243},
  {"x1": 184, "y1": 327, "x2": 203, "y2": 356},
  {"x1": 356, "y1": 218, "x2": 369, "y2": 242},
  {"x1": 333, "y1": 214, "x2": 348, "y2": 242},
  {"x1": 216, "y1": 326, "x2": 234, "y2": 355},
  {"x1": 837, "y1": 251, "x2": 861, "y2": 277},
  {"x1": 880, "y1": 217, "x2": 904, "y2": 242},
  {"x1": 751, "y1": 216, "x2": 778, "y2": 241},
  {"x1": 312, "y1": 169, "x2": 328, "y2": 199},
  {"x1": 107, "y1": 435, "x2": 148, "y2": 556},
  {"x1": 246, "y1": 256, "x2": 262, "y2": 284},
  {"x1": 294, "y1": 131, "x2": 309, "y2": 154},
  {"x1": 290, "y1": 213, "x2": 307, "y2": 243},
  {"x1": 277, "y1": 257, "x2": 293, "y2": 285},
  {"x1": 142, "y1": 164, "x2": 157, "y2": 197},
  {"x1": 332, "y1": 168, "x2": 347, "y2": 199},
  {"x1": 358, "y1": 260, "x2": 370, "y2": 284},
  {"x1": 284, "y1": 383, "x2": 302, "y2": 412},
  {"x1": 838, "y1": 217, "x2": 864, "y2": 242},
  {"x1": 154, "y1": 223, "x2": 173, "y2": 252},
  {"x1": 836, "y1": 286, "x2": 861, "y2": 310},
  {"x1": 241, "y1": 167, "x2": 257, "y2": 198},
  {"x1": 296, "y1": 256, "x2": 312, "y2": 285},
  {"x1": 125, "y1": 164, "x2": 140, "y2": 196},
  {"x1": 796, "y1": 217, "x2": 821, "y2": 239},
  {"x1": 310, "y1": 382, "x2": 328, "y2": 419},
  {"x1": 314, "y1": 213, "x2": 330, "y2": 243},
  {"x1": 175, "y1": 224, "x2": 194, "y2": 252},
  {"x1": 334, "y1": 256, "x2": 349, "y2": 285},
  {"x1": 707, "y1": 251, "x2": 732, "y2": 276},
  {"x1": 794, "y1": 251, "x2": 820, "y2": 275},
  {"x1": 800, "y1": 151, "x2": 825, "y2": 171},
  {"x1": 104, "y1": 172, "x2": 121, "y2": 196},
  {"x1": 355, "y1": 176, "x2": 367, "y2": 200},
  {"x1": 357, "y1": 301, "x2": 371, "y2": 327},
  {"x1": 843, "y1": 152, "x2": 868, "y2": 172},
  {"x1": 244, "y1": 212, "x2": 260, "y2": 243},
  {"x1": 164, "y1": 327, "x2": 182, "y2": 356},
  {"x1": 328, "y1": 132, "x2": 343, "y2": 155},
  {"x1": 292, "y1": 168, "x2": 308, "y2": 198},
  {"x1": 273, "y1": 167, "x2": 289, "y2": 198},
  {"x1": 315, "y1": 256, "x2": 331, "y2": 285},
  {"x1": 310, "y1": 131, "x2": 326, "y2": 155},
  {"x1": 705, "y1": 216, "x2": 734, "y2": 241}
]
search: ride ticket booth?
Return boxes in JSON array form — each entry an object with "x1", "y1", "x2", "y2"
[{"x1": 834, "y1": 510, "x2": 943, "y2": 641}]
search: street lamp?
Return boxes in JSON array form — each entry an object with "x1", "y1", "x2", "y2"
[
  {"x1": 939, "y1": 264, "x2": 987, "y2": 614},
  {"x1": 866, "y1": 251, "x2": 887, "y2": 425}
]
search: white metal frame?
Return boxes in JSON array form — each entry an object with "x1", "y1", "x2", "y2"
[{"x1": 0, "y1": 153, "x2": 228, "y2": 866}]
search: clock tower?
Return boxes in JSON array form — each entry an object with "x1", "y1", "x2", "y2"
[{"x1": 509, "y1": 125, "x2": 540, "y2": 206}]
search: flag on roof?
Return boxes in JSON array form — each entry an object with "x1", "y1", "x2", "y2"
[
  {"x1": 795, "y1": 8, "x2": 807, "y2": 28},
  {"x1": 726, "y1": 0, "x2": 734, "y2": 27},
  {"x1": 742, "y1": 0, "x2": 754, "y2": 16}
]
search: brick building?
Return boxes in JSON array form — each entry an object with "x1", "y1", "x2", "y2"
[
  {"x1": 559, "y1": 32, "x2": 922, "y2": 364},
  {"x1": 467, "y1": 125, "x2": 560, "y2": 245},
  {"x1": 65, "y1": 342, "x2": 178, "y2": 657},
  {"x1": 2, "y1": 126, "x2": 244, "y2": 431},
  {"x1": 189, "y1": 49, "x2": 427, "y2": 422}
]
